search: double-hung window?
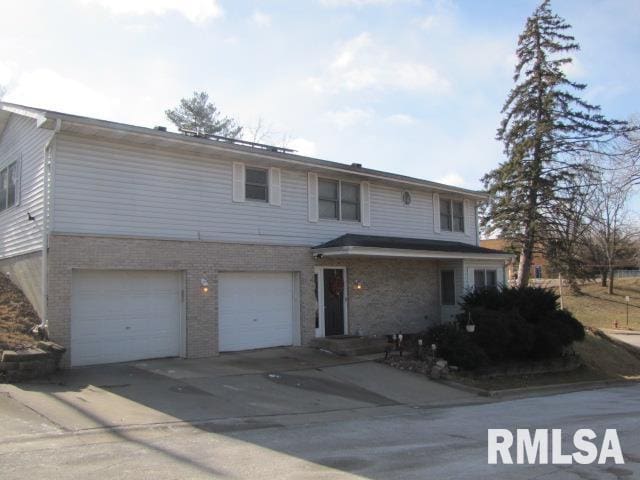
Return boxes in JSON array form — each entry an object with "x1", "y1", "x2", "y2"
[
  {"x1": 245, "y1": 167, "x2": 268, "y2": 202},
  {"x1": 474, "y1": 269, "x2": 498, "y2": 289},
  {"x1": 0, "y1": 162, "x2": 18, "y2": 213},
  {"x1": 439, "y1": 198, "x2": 464, "y2": 233},
  {"x1": 318, "y1": 178, "x2": 360, "y2": 221}
]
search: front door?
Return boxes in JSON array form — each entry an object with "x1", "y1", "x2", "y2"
[{"x1": 323, "y1": 268, "x2": 345, "y2": 336}]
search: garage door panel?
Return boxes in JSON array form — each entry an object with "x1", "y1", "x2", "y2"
[
  {"x1": 71, "y1": 270, "x2": 182, "y2": 366},
  {"x1": 219, "y1": 272, "x2": 295, "y2": 351}
]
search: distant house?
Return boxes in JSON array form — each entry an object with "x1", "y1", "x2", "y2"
[
  {"x1": 0, "y1": 102, "x2": 510, "y2": 367},
  {"x1": 480, "y1": 238, "x2": 551, "y2": 281}
]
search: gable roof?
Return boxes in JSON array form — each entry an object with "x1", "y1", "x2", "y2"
[{"x1": 0, "y1": 101, "x2": 488, "y2": 199}]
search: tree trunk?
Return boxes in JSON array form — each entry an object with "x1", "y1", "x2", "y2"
[
  {"x1": 600, "y1": 269, "x2": 607, "y2": 287},
  {"x1": 608, "y1": 267, "x2": 614, "y2": 295},
  {"x1": 517, "y1": 244, "x2": 533, "y2": 288}
]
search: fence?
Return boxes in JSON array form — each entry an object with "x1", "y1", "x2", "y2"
[{"x1": 614, "y1": 270, "x2": 640, "y2": 279}]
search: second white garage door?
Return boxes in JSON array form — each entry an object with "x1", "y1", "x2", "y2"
[
  {"x1": 218, "y1": 272, "x2": 296, "y2": 351},
  {"x1": 71, "y1": 270, "x2": 183, "y2": 366}
]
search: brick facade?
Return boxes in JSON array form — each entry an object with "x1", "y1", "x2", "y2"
[{"x1": 46, "y1": 234, "x2": 446, "y2": 366}]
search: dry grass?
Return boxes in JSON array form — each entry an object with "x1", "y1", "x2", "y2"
[
  {"x1": 451, "y1": 330, "x2": 640, "y2": 391},
  {"x1": 0, "y1": 274, "x2": 40, "y2": 351},
  {"x1": 560, "y1": 278, "x2": 640, "y2": 331}
]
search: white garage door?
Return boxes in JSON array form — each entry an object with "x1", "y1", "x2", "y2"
[
  {"x1": 71, "y1": 270, "x2": 182, "y2": 366},
  {"x1": 219, "y1": 272, "x2": 295, "y2": 351}
]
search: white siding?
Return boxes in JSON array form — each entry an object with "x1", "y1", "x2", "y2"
[
  {"x1": 0, "y1": 115, "x2": 52, "y2": 259},
  {"x1": 52, "y1": 134, "x2": 478, "y2": 247}
]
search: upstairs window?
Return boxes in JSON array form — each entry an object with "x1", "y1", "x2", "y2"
[
  {"x1": 0, "y1": 162, "x2": 18, "y2": 213},
  {"x1": 318, "y1": 179, "x2": 361, "y2": 221},
  {"x1": 245, "y1": 167, "x2": 268, "y2": 202},
  {"x1": 440, "y1": 198, "x2": 464, "y2": 232}
]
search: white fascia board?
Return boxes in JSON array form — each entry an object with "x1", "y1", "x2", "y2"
[{"x1": 312, "y1": 246, "x2": 514, "y2": 261}]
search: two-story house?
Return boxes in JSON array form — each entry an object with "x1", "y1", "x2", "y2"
[{"x1": 0, "y1": 102, "x2": 510, "y2": 367}]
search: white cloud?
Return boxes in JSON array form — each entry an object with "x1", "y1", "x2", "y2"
[
  {"x1": 4, "y1": 68, "x2": 119, "y2": 119},
  {"x1": 386, "y1": 113, "x2": 416, "y2": 125},
  {"x1": 251, "y1": 11, "x2": 272, "y2": 28},
  {"x1": 319, "y1": 0, "x2": 409, "y2": 6},
  {"x1": 78, "y1": 0, "x2": 223, "y2": 24},
  {"x1": 288, "y1": 138, "x2": 317, "y2": 157},
  {"x1": 414, "y1": 0, "x2": 456, "y2": 31},
  {"x1": 325, "y1": 108, "x2": 374, "y2": 129},
  {"x1": 437, "y1": 172, "x2": 466, "y2": 187},
  {"x1": 306, "y1": 33, "x2": 450, "y2": 94}
]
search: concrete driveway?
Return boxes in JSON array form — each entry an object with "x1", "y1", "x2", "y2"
[{"x1": 0, "y1": 347, "x2": 478, "y2": 435}]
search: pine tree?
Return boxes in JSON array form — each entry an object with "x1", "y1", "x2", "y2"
[
  {"x1": 482, "y1": 0, "x2": 627, "y2": 287},
  {"x1": 166, "y1": 91, "x2": 243, "y2": 138}
]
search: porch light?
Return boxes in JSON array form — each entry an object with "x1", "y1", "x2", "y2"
[
  {"x1": 353, "y1": 279, "x2": 364, "y2": 291},
  {"x1": 200, "y1": 276, "x2": 209, "y2": 293}
]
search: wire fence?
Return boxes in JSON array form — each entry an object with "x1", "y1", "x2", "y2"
[{"x1": 614, "y1": 270, "x2": 640, "y2": 279}]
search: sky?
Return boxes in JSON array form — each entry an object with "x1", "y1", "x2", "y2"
[{"x1": 0, "y1": 0, "x2": 639, "y2": 192}]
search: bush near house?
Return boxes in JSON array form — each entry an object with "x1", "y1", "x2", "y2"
[{"x1": 425, "y1": 286, "x2": 585, "y2": 370}]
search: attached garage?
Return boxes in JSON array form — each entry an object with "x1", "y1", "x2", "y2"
[
  {"x1": 218, "y1": 272, "x2": 298, "y2": 351},
  {"x1": 71, "y1": 270, "x2": 183, "y2": 366}
]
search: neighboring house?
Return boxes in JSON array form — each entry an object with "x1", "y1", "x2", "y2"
[
  {"x1": 0, "y1": 102, "x2": 511, "y2": 367},
  {"x1": 480, "y1": 239, "x2": 551, "y2": 282}
]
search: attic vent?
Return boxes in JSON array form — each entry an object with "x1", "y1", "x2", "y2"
[
  {"x1": 154, "y1": 126, "x2": 167, "y2": 132},
  {"x1": 351, "y1": 163, "x2": 362, "y2": 168}
]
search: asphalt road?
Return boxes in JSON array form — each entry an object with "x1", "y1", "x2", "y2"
[{"x1": 2, "y1": 384, "x2": 639, "y2": 479}]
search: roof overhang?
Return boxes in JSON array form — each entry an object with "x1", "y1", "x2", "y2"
[
  {"x1": 0, "y1": 101, "x2": 489, "y2": 200},
  {"x1": 312, "y1": 245, "x2": 513, "y2": 261}
]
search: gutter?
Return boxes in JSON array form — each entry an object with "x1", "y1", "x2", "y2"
[{"x1": 39, "y1": 118, "x2": 61, "y2": 331}]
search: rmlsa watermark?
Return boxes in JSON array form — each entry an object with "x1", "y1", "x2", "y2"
[{"x1": 488, "y1": 429, "x2": 624, "y2": 465}]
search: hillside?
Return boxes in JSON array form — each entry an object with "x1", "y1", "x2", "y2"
[{"x1": 0, "y1": 274, "x2": 41, "y2": 351}]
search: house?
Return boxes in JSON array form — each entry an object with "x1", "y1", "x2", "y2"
[
  {"x1": 480, "y1": 238, "x2": 552, "y2": 282},
  {"x1": 0, "y1": 102, "x2": 511, "y2": 367}
]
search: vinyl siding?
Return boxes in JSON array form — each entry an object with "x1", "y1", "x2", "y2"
[
  {"x1": 438, "y1": 259, "x2": 465, "y2": 323},
  {"x1": 0, "y1": 115, "x2": 52, "y2": 258},
  {"x1": 52, "y1": 133, "x2": 479, "y2": 246}
]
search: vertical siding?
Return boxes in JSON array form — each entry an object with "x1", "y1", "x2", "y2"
[
  {"x1": 0, "y1": 115, "x2": 52, "y2": 258},
  {"x1": 52, "y1": 134, "x2": 478, "y2": 247}
]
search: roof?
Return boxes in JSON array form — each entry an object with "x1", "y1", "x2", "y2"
[
  {"x1": 0, "y1": 101, "x2": 488, "y2": 200},
  {"x1": 314, "y1": 234, "x2": 506, "y2": 254}
]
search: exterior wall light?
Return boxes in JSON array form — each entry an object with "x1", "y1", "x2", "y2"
[
  {"x1": 200, "y1": 277, "x2": 209, "y2": 293},
  {"x1": 353, "y1": 279, "x2": 364, "y2": 291}
]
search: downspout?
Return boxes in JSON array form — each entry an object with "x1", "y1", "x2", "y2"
[{"x1": 39, "y1": 118, "x2": 61, "y2": 332}]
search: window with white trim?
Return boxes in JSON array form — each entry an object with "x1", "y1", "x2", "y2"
[
  {"x1": 318, "y1": 178, "x2": 360, "y2": 221},
  {"x1": 474, "y1": 269, "x2": 498, "y2": 289},
  {"x1": 441, "y1": 270, "x2": 456, "y2": 305},
  {"x1": 0, "y1": 161, "x2": 18, "y2": 213},
  {"x1": 439, "y1": 198, "x2": 464, "y2": 232},
  {"x1": 245, "y1": 167, "x2": 268, "y2": 202}
]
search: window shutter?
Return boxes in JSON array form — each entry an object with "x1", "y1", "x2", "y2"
[
  {"x1": 308, "y1": 172, "x2": 318, "y2": 222},
  {"x1": 433, "y1": 192, "x2": 440, "y2": 233},
  {"x1": 463, "y1": 199, "x2": 472, "y2": 236},
  {"x1": 232, "y1": 162, "x2": 245, "y2": 202},
  {"x1": 360, "y1": 181, "x2": 371, "y2": 227},
  {"x1": 269, "y1": 167, "x2": 282, "y2": 206}
]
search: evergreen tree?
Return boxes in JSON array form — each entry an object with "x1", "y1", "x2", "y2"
[
  {"x1": 166, "y1": 91, "x2": 243, "y2": 138},
  {"x1": 482, "y1": 0, "x2": 627, "y2": 286}
]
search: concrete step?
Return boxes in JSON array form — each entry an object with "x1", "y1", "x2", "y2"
[{"x1": 309, "y1": 336, "x2": 390, "y2": 356}]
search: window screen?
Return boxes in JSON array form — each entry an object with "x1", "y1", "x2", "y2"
[
  {"x1": 245, "y1": 167, "x2": 268, "y2": 201},
  {"x1": 441, "y1": 270, "x2": 456, "y2": 305},
  {"x1": 319, "y1": 179, "x2": 339, "y2": 219}
]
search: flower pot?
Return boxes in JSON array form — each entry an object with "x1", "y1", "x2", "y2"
[{"x1": 466, "y1": 325, "x2": 476, "y2": 333}]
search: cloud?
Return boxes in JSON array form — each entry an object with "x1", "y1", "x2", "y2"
[
  {"x1": 319, "y1": 0, "x2": 409, "y2": 6},
  {"x1": 0, "y1": 61, "x2": 14, "y2": 86},
  {"x1": 437, "y1": 172, "x2": 466, "y2": 187},
  {"x1": 306, "y1": 33, "x2": 450, "y2": 94},
  {"x1": 251, "y1": 11, "x2": 272, "y2": 28},
  {"x1": 288, "y1": 138, "x2": 317, "y2": 157},
  {"x1": 386, "y1": 113, "x2": 416, "y2": 125},
  {"x1": 325, "y1": 108, "x2": 374, "y2": 129},
  {"x1": 3, "y1": 68, "x2": 119, "y2": 119},
  {"x1": 414, "y1": 0, "x2": 456, "y2": 31},
  {"x1": 77, "y1": 0, "x2": 223, "y2": 24}
]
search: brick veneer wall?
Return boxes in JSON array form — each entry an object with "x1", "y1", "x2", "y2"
[{"x1": 47, "y1": 234, "x2": 316, "y2": 366}]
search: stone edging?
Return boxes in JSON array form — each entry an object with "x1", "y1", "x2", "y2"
[{"x1": 0, "y1": 341, "x2": 66, "y2": 382}]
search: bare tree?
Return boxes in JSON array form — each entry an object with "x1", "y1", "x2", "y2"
[{"x1": 587, "y1": 169, "x2": 638, "y2": 294}]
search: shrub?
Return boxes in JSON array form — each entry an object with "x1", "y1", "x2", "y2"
[
  {"x1": 461, "y1": 286, "x2": 560, "y2": 324},
  {"x1": 424, "y1": 323, "x2": 488, "y2": 370}
]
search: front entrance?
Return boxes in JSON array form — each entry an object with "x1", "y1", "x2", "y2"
[{"x1": 314, "y1": 267, "x2": 347, "y2": 337}]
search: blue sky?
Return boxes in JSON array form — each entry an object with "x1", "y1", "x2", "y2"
[{"x1": 1, "y1": 0, "x2": 638, "y2": 191}]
